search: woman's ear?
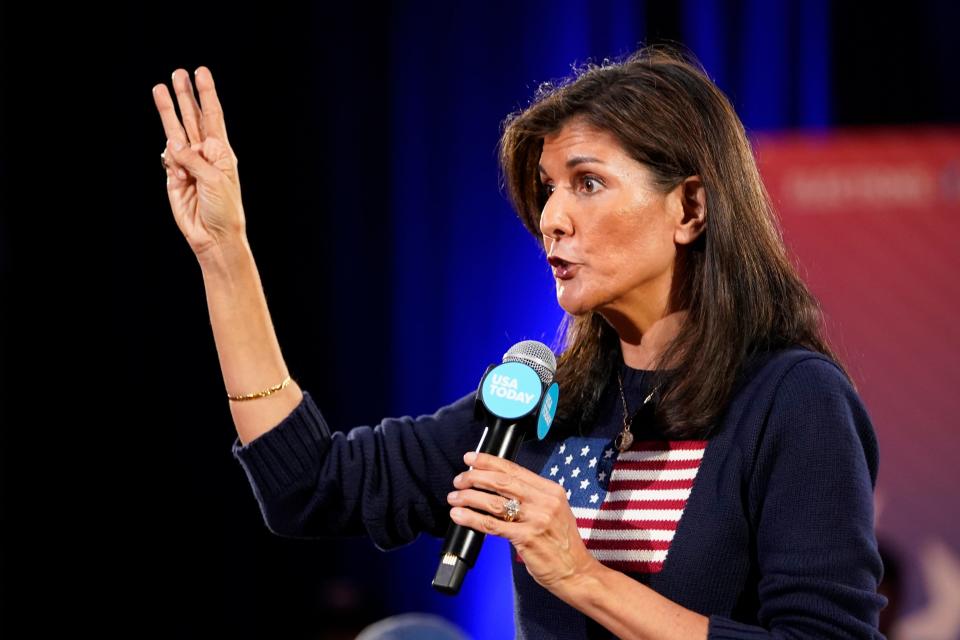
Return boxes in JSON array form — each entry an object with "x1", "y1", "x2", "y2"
[{"x1": 673, "y1": 175, "x2": 707, "y2": 246}]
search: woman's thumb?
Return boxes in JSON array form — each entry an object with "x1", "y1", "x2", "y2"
[{"x1": 166, "y1": 138, "x2": 216, "y2": 182}]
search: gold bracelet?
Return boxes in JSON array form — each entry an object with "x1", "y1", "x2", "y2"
[{"x1": 227, "y1": 375, "x2": 292, "y2": 401}]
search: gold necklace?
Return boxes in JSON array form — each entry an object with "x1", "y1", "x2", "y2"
[{"x1": 615, "y1": 372, "x2": 659, "y2": 453}]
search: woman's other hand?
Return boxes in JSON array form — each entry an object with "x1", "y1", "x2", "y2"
[
  {"x1": 447, "y1": 451, "x2": 601, "y2": 593},
  {"x1": 152, "y1": 67, "x2": 245, "y2": 261}
]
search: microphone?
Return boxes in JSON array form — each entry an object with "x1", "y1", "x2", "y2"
[{"x1": 432, "y1": 340, "x2": 561, "y2": 595}]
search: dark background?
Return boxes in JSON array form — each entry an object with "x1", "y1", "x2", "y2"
[{"x1": 2, "y1": 1, "x2": 958, "y2": 637}]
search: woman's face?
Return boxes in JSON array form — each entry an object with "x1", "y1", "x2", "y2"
[{"x1": 538, "y1": 119, "x2": 687, "y2": 321}]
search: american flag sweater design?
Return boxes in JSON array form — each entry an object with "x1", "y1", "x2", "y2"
[{"x1": 518, "y1": 437, "x2": 707, "y2": 573}]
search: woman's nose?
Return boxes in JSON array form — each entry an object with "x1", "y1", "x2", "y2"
[{"x1": 539, "y1": 193, "x2": 574, "y2": 240}]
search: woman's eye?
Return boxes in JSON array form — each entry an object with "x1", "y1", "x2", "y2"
[
  {"x1": 582, "y1": 176, "x2": 603, "y2": 193},
  {"x1": 541, "y1": 177, "x2": 601, "y2": 198}
]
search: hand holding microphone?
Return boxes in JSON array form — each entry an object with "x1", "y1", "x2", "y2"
[{"x1": 432, "y1": 340, "x2": 560, "y2": 595}]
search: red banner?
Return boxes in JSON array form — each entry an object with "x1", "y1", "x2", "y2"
[{"x1": 755, "y1": 128, "x2": 960, "y2": 634}]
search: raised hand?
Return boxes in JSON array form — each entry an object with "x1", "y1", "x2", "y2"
[{"x1": 152, "y1": 67, "x2": 245, "y2": 260}]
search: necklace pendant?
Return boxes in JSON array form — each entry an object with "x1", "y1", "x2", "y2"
[{"x1": 614, "y1": 429, "x2": 634, "y2": 453}]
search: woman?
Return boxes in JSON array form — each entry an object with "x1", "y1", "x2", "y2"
[{"x1": 153, "y1": 47, "x2": 886, "y2": 638}]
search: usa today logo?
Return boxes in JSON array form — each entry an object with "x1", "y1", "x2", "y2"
[{"x1": 480, "y1": 362, "x2": 543, "y2": 420}]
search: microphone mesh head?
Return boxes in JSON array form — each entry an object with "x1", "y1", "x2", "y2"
[{"x1": 503, "y1": 340, "x2": 557, "y2": 384}]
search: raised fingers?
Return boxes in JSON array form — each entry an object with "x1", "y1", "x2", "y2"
[
  {"x1": 172, "y1": 69, "x2": 204, "y2": 144},
  {"x1": 152, "y1": 83, "x2": 187, "y2": 146},
  {"x1": 194, "y1": 66, "x2": 230, "y2": 143}
]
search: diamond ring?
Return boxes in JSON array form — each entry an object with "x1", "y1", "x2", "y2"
[{"x1": 503, "y1": 498, "x2": 520, "y2": 523}]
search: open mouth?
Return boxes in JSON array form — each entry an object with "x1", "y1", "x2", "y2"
[{"x1": 547, "y1": 256, "x2": 578, "y2": 279}]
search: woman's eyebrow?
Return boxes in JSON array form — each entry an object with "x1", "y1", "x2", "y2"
[{"x1": 538, "y1": 156, "x2": 606, "y2": 177}]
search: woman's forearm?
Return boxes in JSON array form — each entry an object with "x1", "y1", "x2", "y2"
[
  {"x1": 554, "y1": 560, "x2": 709, "y2": 640},
  {"x1": 197, "y1": 237, "x2": 303, "y2": 445}
]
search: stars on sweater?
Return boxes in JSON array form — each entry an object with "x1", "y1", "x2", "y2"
[{"x1": 547, "y1": 440, "x2": 613, "y2": 503}]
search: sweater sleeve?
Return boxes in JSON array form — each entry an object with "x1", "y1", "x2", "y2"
[
  {"x1": 708, "y1": 357, "x2": 887, "y2": 639},
  {"x1": 230, "y1": 390, "x2": 484, "y2": 551}
]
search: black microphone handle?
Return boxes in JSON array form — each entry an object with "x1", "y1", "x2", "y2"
[
  {"x1": 479, "y1": 417, "x2": 525, "y2": 458},
  {"x1": 432, "y1": 417, "x2": 526, "y2": 595}
]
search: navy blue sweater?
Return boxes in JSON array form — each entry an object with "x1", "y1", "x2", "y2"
[{"x1": 232, "y1": 348, "x2": 886, "y2": 638}]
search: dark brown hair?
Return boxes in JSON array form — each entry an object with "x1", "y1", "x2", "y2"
[{"x1": 498, "y1": 45, "x2": 845, "y2": 439}]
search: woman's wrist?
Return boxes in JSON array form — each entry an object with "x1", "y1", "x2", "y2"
[
  {"x1": 196, "y1": 234, "x2": 253, "y2": 276},
  {"x1": 548, "y1": 558, "x2": 709, "y2": 640},
  {"x1": 549, "y1": 556, "x2": 606, "y2": 607}
]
